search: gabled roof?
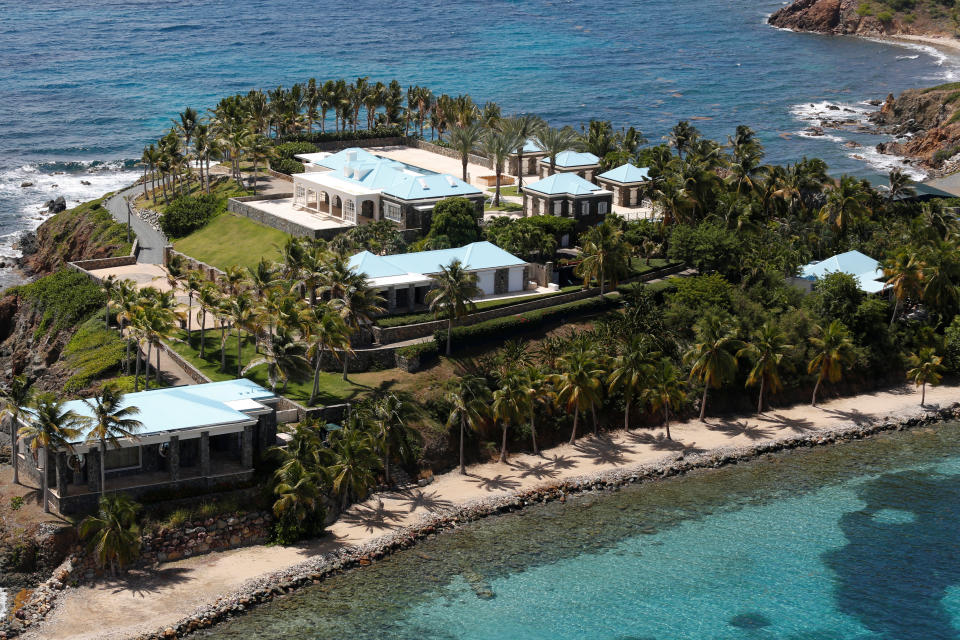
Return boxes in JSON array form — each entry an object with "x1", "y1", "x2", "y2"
[
  {"x1": 524, "y1": 172, "x2": 605, "y2": 196},
  {"x1": 598, "y1": 163, "x2": 650, "y2": 184},
  {"x1": 382, "y1": 172, "x2": 482, "y2": 200},
  {"x1": 53, "y1": 380, "x2": 275, "y2": 443},
  {"x1": 349, "y1": 241, "x2": 525, "y2": 280},
  {"x1": 540, "y1": 150, "x2": 600, "y2": 168},
  {"x1": 799, "y1": 250, "x2": 886, "y2": 293}
]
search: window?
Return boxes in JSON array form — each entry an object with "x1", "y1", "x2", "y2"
[
  {"x1": 344, "y1": 199, "x2": 356, "y2": 223},
  {"x1": 581, "y1": 201, "x2": 590, "y2": 216},
  {"x1": 104, "y1": 446, "x2": 141, "y2": 471},
  {"x1": 384, "y1": 202, "x2": 402, "y2": 223},
  {"x1": 295, "y1": 184, "x2": 305, "y2": 202},
  {"x1": 553, "y1": 201, "x2": 562, "y2": 216},
  {"x1": 598, "y1": 201, "x2": 608, "y2": 215}
]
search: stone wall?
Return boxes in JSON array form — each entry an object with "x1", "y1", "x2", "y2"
[
  {"x1": 228, "y1": 195, "x2": 351, "y2": 240},
  {"x1": 140, "y1": 511, "x2": 273, "y2": 565},
  {"x1": 166, "y1": 248, "x2": 225, "y2": 281},
  {"x1": 155, "y1": 340, "x2": 212, "y2": 385}
]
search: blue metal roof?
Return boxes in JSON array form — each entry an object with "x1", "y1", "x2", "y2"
[
  {"x1": 520, "y1": 138, "x2": 545, "y2": 154},
  {"x1": 799, "y1": 250, "x2": 886, "y2": 293},
  {"x1": 312, "y1": 148, "x2": 481, "y2": 200},
  {"x1": 524, "y1": 173, "x2": 604, "y2": 196},
  {"x1": 349, "y1": 241, "x2": 525, "y2": 279},
  {"x1": 57, "y1": 380, "x2": 275, "y2": 443},
  {"x1": 542, "y1": 150, "x2": 600, "y2": 168},
  {"x1": 598, "y1": 163, "x2": 650, "y2": 183}
]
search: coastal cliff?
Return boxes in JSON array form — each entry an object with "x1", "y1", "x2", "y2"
[
  {"x1": 768, "y1": 0, "x2": 954, "y2": 37},
  {"x1": 870, "y1": 83, "x2": 960, "y2": 171}
]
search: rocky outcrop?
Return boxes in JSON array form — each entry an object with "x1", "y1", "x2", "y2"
[
  {"x1": 769, "y1": 0, "x2": 953, "y2": 37},
  {"x1": 869, "y1": 85, "x2": 960, "y2": 172}
]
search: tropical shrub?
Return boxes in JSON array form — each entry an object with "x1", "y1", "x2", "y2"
[
  {"x1": 62, "y1": 317, "x2": 126, "y2": 392},
  {"x1": 269, "y1": 157, "x2": 305, "y2": 175},
  {"x1": 279, "y1": 126, "x2": 404, "y2": 145},
  {"x1": 274, "y1": 141, "x2": 318, "y2": 159},
  {"x1": 79, "y1": 493, "x2": 142, "y2": 575},
  {"x1": 160, "y1": 193, "x2": 223, "y2": 237},
  {"x1": 13, "y1": 269, "x2": 105, "y2": 333},
  {"x1": 395, "y1": 341, "x2": 439, "y2": 363},
  {"x1": 425, "y1": 197, "x2": 482, "y2": 248}
]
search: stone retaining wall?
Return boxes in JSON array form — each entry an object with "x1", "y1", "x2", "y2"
[
  {"x1": 66, "y1": 239, "x2": 140, "y2": 279},
  {"x1": 155, "y1": 340, "x2": 212, "y2": 385},
  {"x1": 228, "y1": 194, "x2": 350, "y2": 240},
  {"x1": 140, "y1": 511, "x2": 273, "y2": 566},
  {"x1": 165, "y1": 248, "x2": 225, "y2": 281},
  {"x1": 124, "y1": 402, "x2": 960, "y2": 640}
]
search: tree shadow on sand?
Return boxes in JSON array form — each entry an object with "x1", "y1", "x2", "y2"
[
  {"x1": 339, "y1": 500, "x2": 407, "y2": 533},
  {"x1": 469, "y1": 474, "x2": 521, "y2": 492},
  {"x1": 546, "y1": 454, "x2": 577, "y2": 470},
  {"x1": 102, "y1": 566, "x2": 193, "y2": 597},
  {"x1": 756, "y1": 413, "x2": 816, "y2": 433},
  {"x1": 707, "y1": 420, "x2": 774, "y2": 441},
  {"x1": 386, "y1": 488, "x2": 455, "y2": 514},
  {"x1": 572, "y1": 436, "x2": 636, "y2": 466},
  {"x1": 821, "y1": 407, "x2": 876, "y2": 427},
  {"x1": 626, "y1": 431, "x2": 706, "y2": 454},
  {"x1": 510, "y1": 459, "x2": 560, "y2": 480}
]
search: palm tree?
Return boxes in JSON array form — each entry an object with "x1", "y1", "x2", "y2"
[
  {"x1": 738, "y1": 323, "x2": 792, "y2": 414},
  {"x1": 886, "y1": 168, "x2": 916, "y2": 203},
  {"x1": 144, "y1": 290, "x2": 183, "y2": 385},
  {"x1": 576, "y1": 222, "x2": 630, "y2": 295},
  {"x1": 492, "y1": 371, "x2": 528, "y2": 463},
  {"x1": 426, "y1": 259, "x2": 482, "y2": 357},
  {"x1": 501, "y1": 115, "x2": 544, "y2": 191},
  {"x1": 882, "y1": 250, "x2": 922, "y2": 328},
  {"x1": 247, "y1": 135, "x2": 274, "y2": 194},
  {"x1": 18, "y1": 394, "x2": 82, "y2": 513},
  {"x1": 643, "y1": 359, "x2": 686, "y2": 440},
  {"x1": 535, "y1": 126, "x2": 579, "y2": 176},
  {"x1": 196, "y1": 285, "x2": 220, "y2": 360},
  {"x1": 0, "y1": 375, "x2": 32, "y2": 485},
  {"x1": 372, "y1": 394, "x2": 416, "y2": 484},
  {"x1": 819, "y1": 175, "x2": 871, "y2": 236},
  {"x1": 446, "y1": 375, "x2": 490, "y2": 474},
  {"x1": 101, "y1": 275, "x2": 119, "y2": 329},
  {"x1": 184, "y1": 271, "x2": 203, "y2": 336},
  {"x1": 907, "y1": 347, "x2": 944, "y2": 406},
  {"x1": 242, "y1": 327, "x2": 310, "y2": 393},
  {"x1": 668, "y1": 121, "x2": 700, "y2": 159},
  {"x1": 608, "y1": 336, "x2": 656, "y2": 430},
  {"x1": 481, "y1": 129, "x2": 522, "y2": 208},
  {"x1": 921, "y1": 238, "x2": 960, "y2": 321},
  {"x1": 328, "y1": 426, "x2": 381, "y2": 510},
  {"x1": 227, "y1": 293, "x2": 256, "y2": 378},
  {"x1": 333, "y1": 281, "x2": 384, "y2": 380},
  {"x1": 271, "y1": 458, "x2": 324, "y2": 544},
  {"x1": 305, "y1": 306, "x2": 352, "y2": 406},
  {"x1": 808, "y1": 320, "x2": 856, "y2": 406},
  {"x1": 79, "y1": 493, "x2": 141, "y2": 575},
  {"x1": 520, "y1": 367, "x2": 554, "y2": 455},
  {"x1": 447, "y1": 122, "x2": 486, "y2": 182},
  {"x1": 81, "y1": 384, "x2": 143, "y2": 498},
  {"x1": 552, "y1": 346, "x2": 605, "y2": 443},
  {"x1": 683, "y1": 315, "x2": 744, "y2": 421}
]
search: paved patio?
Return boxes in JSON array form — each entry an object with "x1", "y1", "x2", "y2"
[{"x1": 243, "y1": 197, "x2": 356, "y2": 232}]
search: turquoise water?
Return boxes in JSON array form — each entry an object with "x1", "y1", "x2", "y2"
[
  {"x1": 196, "y1": 423, "x2": 960, "y2": 639},
  {"x1": 0, "y1": 0, "x2": 957, "y2": 273}
]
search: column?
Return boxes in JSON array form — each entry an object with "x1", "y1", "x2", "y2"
[
  {"x1": 407, "y1": 284, "x2": 415, "y2": 311},
  {"x1": 86, "y1": 448, "x2": 101, "y2": 493},
  {"x1": 200, "y1": 431, "x2": 211, "y2": 477},
  {"x1": 169, "y1": 436, "x2": 180, "y2": 481},
  {"x1": 388, "y1": 287, "x2": 397, "y2": 311},
  {"x1": 241, "y1": 424, "x2": 253, "y2": 468},
  {"x1": 55, "y1": 452, "x2": 69, "y2": 497}
]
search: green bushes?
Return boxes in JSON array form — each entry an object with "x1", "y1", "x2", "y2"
[
  {"x1": 62, "y1": 317, "x2": 126, "y2": 392},
  {"x1": 269, "y1": 142, "x2": 316, "y2": 175},
  {"x1": 433, "y1": 295, "x2": 619, "y2": 351},
  {"x1": 269, "y1": 157, "x2": 305, "y2": 175},
  {"x1": 13, "y1": 269, "x2": 105, "y2": 334},
  {"x1": 395, "y1": 341, "x2": 439, "y2": 363},
  {"x1": 160, "y1": 193, "x2": 224, "y2": 237},
  {"x1": 279, "y1": 126, "x2": 404, "y2": 145}
]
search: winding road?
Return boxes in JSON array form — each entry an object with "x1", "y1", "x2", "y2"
[{"x1": 105, "y1": 184, "x2": 167, "y2": 264}]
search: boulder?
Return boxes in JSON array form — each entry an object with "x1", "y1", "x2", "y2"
[{"x1": 20, "y1": 181, "x2": 33, "y2": 188}]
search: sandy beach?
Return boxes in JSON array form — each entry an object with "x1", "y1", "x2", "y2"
[
  {"x1": 21, "y1": 380, "x2": 960, "y2": 640},
  {"x1": 878, "y1": 33, "x2": 960, "y2": 56}
]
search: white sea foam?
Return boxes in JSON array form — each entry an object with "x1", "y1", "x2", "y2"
[
  {"x1": 862, "y1": 37, "x2": 960, "y2": 81},
  {"x1": 897, "y1": 55, "x2": 920, "y2": 60},
  {"x1": 846, "y1": 145, "x2": 927, "y2": 181},
  {"x1": 0, "y1": 588, "x2": 7, "y2": 619},
  {"x1": 0, "y1": 160, "x2": 138, "y2": 260},
  {"x1": 789, "y1": 100, "x2": 872, "y2": 123},
  {"x1": 794, "y1": 131, "x2": 846, "y2": 143}
]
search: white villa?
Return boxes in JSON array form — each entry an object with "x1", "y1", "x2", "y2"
[
  {"x1": 290, "y1": 147, "x2": 484, "y2": 231},
  {"x1": 348, "y1": 241, "x2": 530, "y2": 311}
]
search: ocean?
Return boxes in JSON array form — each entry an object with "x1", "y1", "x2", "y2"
[
  {"x1": 0, "y1": 0, "x2": 956, "y2": 279},
  {"x1": 195, "y1": 421, "x2": 960, "y2": 640}
]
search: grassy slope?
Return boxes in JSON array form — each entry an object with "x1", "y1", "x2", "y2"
[
  {"x1": 173, "y1": 213, "x2": 289, "y2": 272},
  {"x1": 135, "y1": 176, "x2": 252, "y2": 216},
  {"x1": 26, "y1": 194, "x2": 132, "y2": 274}
]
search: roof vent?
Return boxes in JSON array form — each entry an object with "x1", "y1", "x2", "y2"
[
  {"x1": 445, "y1": 175, "x2": 457, "y2": 187},
  {"x1": 346, "y1": 150, "x2": 357, "y2": 162},
  {"x1": 343, "y1": 164, "x2": 352, "y2": 177},
  {"x1": 353, "y1": 168, "x2": 361, "y2": 180},
  {"x1": 418, "y1": 178, "x2": 429, "y2": 190}
]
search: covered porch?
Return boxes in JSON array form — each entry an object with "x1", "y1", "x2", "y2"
[{"x1": 292, "y1": 173, "x2": 379, "y2": 225}]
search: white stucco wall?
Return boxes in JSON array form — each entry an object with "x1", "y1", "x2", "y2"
[
  {"x1": 508, "y1": 267, "x2": 524, "y2": 292},
  {"x1": 476, "y1": 270, "x2": 495, "y2": 295}
]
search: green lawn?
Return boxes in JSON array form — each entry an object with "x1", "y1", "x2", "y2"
[
  {"x1": 173, "y1": 213, "x2": 289, "y2": 272},
  {"x1": 169, "y1": 330, "x2": 391, "y2": 406},
  {"x1": 496, "y1": 186, "x2": 521, "y2": 197},
  {"x1": 484, "y1": 201, "x2": 523, "y2": 213}
]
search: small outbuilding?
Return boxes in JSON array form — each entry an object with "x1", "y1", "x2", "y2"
[
  {"x1": 537, "y1": 150, "x2": 601, "y2": 181},
  {"x1": 508, "y1": 139, "x2": 548, "y2": 177},
  {"x1": 792, "y1": 250, "x2": 887, "y2": 294},
  {"x1": 522, "y1": 173, "x2": 612, "y2": 231},
  {"x1": 596, "y1": 163, "x2": 651, "y2": 207}
]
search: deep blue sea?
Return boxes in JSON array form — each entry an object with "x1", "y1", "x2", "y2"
[
  {"x1": 195, "y1": 422, "x2": 960, "y2": 640},
  {"x1": 0, "y1": 0, "x2": 956, "y2": 268}
]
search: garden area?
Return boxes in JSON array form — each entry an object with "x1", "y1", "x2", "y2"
[{"x1": 173, "y1": 213, "x2": 289, "y2": 272}]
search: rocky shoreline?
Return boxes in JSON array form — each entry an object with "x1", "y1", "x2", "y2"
[{"x1": 68, "y1": 401, "x2": 958, "y2": 640}]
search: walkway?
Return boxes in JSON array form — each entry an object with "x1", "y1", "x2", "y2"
[
  {"x1": 105, "y1": 184, "x2": 167, "y2": 265},
  {"x1": 24, "y1": 381, "x2": 960, "y2": 640}
]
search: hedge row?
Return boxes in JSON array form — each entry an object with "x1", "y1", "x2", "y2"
[
  {"x1": 433, "y1": 295, "x2": 619, "y2": 351},
  {"x1": 278, "y1": 126, "x2": 405, "y2": 145},
  {"x1": 269, "y1": 157, "x2": 305, "y2": 175},
  {"x1": 395, "y1": 341, "x2": 439, "y2": 361}
]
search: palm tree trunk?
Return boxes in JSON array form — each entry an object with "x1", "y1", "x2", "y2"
[
  {"x1": 812, "y1": 375, "x2": 821, "y2": 407},
  {"x1": 757, "y1": 377, "x2": 765, "y2": 414},
  {"x1": 310, "y1": 347, "x2": 324, "y2": 406},
  {"x1": 517, "y1": 150, "x2": 524, "y2": 191},
  {"x1": 100, "y1": 437, "x2": 107, "y2": 497},
  {"x1": 623, "y1": 398, "x2": 631, "y2": 431},
  {"x1": 530, "y1": 408, "x2": 538, "y2": 455},
  {"x1": 591, "y1": 404, "x2": 598, "y2": 436},
  {"x1": 459, "y1": 415, "x2": 467, "y2": 474},
  {"x1": 156, "y1": 345, "x2": 161, "y2": 385},
  {"x1": 105, "y1": 301, "x2": 110, "y2": 328},
  {"x1": 342, "y1": 352, "x2": 349, "y2": 382},
  {"x1": 889, "y1": 297, "x2": 900, "y2": 329},
  {"x1": 200, "y1": 314, "x2": 206, "y2": 359},
  {"x1": 499, "y1": 424, "x2": 508, "y2": 463},
  {"x1": 699, "y1": 385, "x2": 708, "y2": 421},
  {"x1": 446, "y1": 318, "x2": 453, "y2": 356},
  {"x1": 10, "y1": 417, "x2": 18, "y2": 485},
  {"x1": 42, "y1": 447, "x2": 49, "y2": 513},
  {"x1": 569, "y1": 410, "x2": 579, "y2": 444},
  {"x1": 134, "y1": 342, "x2": 141, "y2": 391},
  {"x1": 664, "y1": 407, "x2": 672, "y2": 440},
  {"x1": 237, "y1": 329, "x2": 243, "y2": 378},
  {"x1": 494, "y1": 170, "x2": 501, "y2": 207},
  {"x1": 462, "y1": 158, "x2": 468, "y2": 182},
  {"x1": 220, "y1": 326, "x2": 227, "y2": 372},
  {"x1": 922, "y1": 381, "x2": 926, "y2": 406},
  {"x1": 144, "y1": 341, "x2": 152, "y2": 390},
  {"x1": 187, "y1": 296, "x2": 193, "y2": 335}
]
